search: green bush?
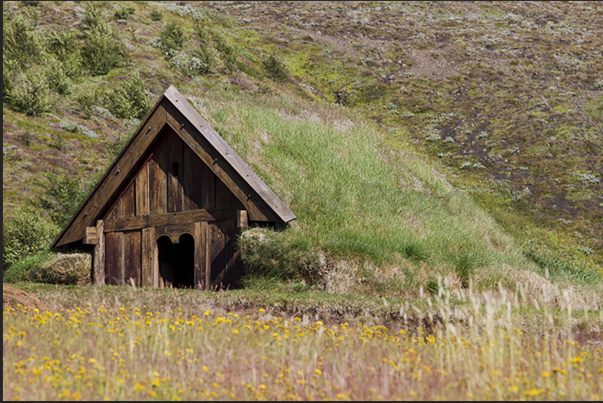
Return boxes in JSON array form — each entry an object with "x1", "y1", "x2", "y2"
[
  {"x1": 159, "y1": 21, "x2": 185, "y2": 54},
  {"x1": 213, "y1": 34, "x2": 237, "y2": 74},
  {"x1": 82, "y1": 3, "x2": 104, "y2": 30},
  {"x1": 167, "y1": 48, "x2": 214, "y2": 77},
  {"x1": 3, "y1": 10, "x2": 44, "y2": 69},
  {"x1": 80, "y1": 5, "x2": 128, "y2": 75},
  {"x1": 3, "y1": 60, "x2": 13, "y2": 97},
  {"x1": 20, "y1": 1, "x2": 41, "y2": 6},
  {"x1": 45, "y1": 58, "x2": 73, "y2": 95},
  {"x1": 74, "y1": 83, "x2": 99, "y2": 119},
  {"x1": 38, "y1": 173, "x2": 87, "y2": 227},
  {"x1": 262, "y1": 55, "x2": 288, "y2": 82},
  {"x1": 3, "y1": 207, "x2": 59, "y2": 269},
  {"x1": 114, "y1": 6, "x2": 135, "y2": 20},
  {"x1": 149, "y1": 9, "x2": 162, "y2": 21},
  {"x1": 6, "y1": 69, "x2": 52, "y2": 115},
  {"x1": 105, "y1": 71, "x2": 153, "y2": 119},
  {"x1": 48, "y1": 30, "x2": 77, "y2": 61},
  {"x1": 47, "y1": 30, "x2": 81, "y2": 78}
]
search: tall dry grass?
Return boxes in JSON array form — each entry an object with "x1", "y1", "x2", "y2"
[{"x1": 3, "y1": 284, "x2": 602, "y2": 401}]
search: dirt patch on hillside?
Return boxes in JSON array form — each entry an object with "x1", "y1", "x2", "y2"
[{"x1": 3, "y1": 286, "x2": 47, "y2": 311}]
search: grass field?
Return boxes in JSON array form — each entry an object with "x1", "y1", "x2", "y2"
[{"x1": 3, "y1": 284, "x2": 603, "y2": 401}]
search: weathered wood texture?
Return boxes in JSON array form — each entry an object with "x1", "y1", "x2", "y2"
[
  {"x1": 92, "y1": 220, "x2": 105, "y2": 285},
  {"x1": 83, "y1": 227, "x2": 98, "y2": 245},
  {"x1": 194, "y1": 221, "x2": 207, "y2": 289},
  {"x1": 208, "y1": 219, "x2": 241, "y2": 289},
  {"x1": 125, "y1": 231, "x2": 141, "y2": 286},
  {"x1": 53, "y1": 102, "x2": 167, "y2": 247},
  {"x1": 141, "y1": 227, "x2": 155, "y2": 287},
  {"x1": 104, "y1": 209, "x2": 236, "y2": 233}
]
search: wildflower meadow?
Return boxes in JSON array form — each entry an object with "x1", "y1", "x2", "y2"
[{"x1": 3, "y1": 286, "x2": 602, "y2": 401}]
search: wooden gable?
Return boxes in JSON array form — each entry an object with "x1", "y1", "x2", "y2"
[{"x1": 52, "y1": 85, "x2": 295, "y2": 249}]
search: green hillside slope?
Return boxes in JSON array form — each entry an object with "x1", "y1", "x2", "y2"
[{"x1": 2, "y1": 1, "x2": 601, "y2": 305}]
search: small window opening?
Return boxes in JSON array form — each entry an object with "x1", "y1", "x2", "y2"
[{"x1": 171, "y1": 162, "x2": 179, "y2": 177}]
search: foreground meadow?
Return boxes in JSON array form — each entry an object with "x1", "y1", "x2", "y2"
[{"x1": 3, "y1": 285, "x2": 602, "y2": 401}]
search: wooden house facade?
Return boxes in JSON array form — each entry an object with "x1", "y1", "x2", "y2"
[{"x1": 51, "y1": 86, "x2": 295, "y2": 289}]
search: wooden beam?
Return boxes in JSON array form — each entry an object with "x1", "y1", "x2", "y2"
[
  {"x1": 92, "y1": 220, "x2": 105, "y2": 285},
  {"x1": 83, "y1": 227, "x2": 98, "y2": 245},
  {"x1": 237, "y1": 210, "x2": 248, "y2": 228},
  {"x1": 103, "y1": 209, "x2": 237, "y2": 233}
]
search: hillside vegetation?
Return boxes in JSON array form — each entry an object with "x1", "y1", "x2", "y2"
[{"x1": 2, "y1": 1, "x2": 601, "y2": 304}]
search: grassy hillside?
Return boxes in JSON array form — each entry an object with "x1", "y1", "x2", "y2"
[{"x1": 2, "y1": 1, "x2": 601, "y2": 303}]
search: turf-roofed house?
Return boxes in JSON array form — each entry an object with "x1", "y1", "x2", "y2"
[{"x1": 52, "y1": 86, "x2": 296, "y2": 290}]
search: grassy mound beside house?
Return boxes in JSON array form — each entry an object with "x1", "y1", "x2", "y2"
[{"x1": 174, "y1": 86, "x2": 601, "y2": 305}]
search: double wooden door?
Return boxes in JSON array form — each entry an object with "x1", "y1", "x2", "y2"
[{"x1": 104, "y1": 218, "x2": 242, "y2": 290}]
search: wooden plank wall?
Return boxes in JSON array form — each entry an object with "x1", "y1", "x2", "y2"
[
  {"x1": 208, "y1": 218, "x2": 241, "y2": 289},
  {"x1": 103, "y1": 127, "x2": 244, "y2": 287}
]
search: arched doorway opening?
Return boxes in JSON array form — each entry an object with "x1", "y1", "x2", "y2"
[{"x1": 157, "y1": 234, "x2": 195, "y2": 288}]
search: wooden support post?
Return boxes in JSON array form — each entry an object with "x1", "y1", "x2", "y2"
[
  {"x1": 237, "y1": 210, "x2": 248, "y2": 228},
  {"x1": 194, "y1": 222, "x2": 205, "y2": 290},
  {"x1": 93, "y1": 220, "x2": 105, "y2": 285},
  {"x1": 141, "y1": 227, "x2": 155, "y2": 287}
]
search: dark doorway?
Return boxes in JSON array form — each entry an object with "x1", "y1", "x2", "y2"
[{"x1": 157, "y1": 234, "x2": 195, "y2": 288}]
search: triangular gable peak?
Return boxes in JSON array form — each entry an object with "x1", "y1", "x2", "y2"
[{"x1": 52, "y1": 86, "x2": 296, "y2": 248}]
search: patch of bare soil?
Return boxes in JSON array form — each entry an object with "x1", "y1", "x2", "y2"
[{"x1": 3, "y1": 286, "x2": 47, "y2": 311}]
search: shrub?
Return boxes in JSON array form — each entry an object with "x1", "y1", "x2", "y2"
[
  {"x1": 80, "y1": 5, "x2": 128, "y2": 75},
  {"x1": 38, "y1": 172, "x2": 87, "y2": 227},
  {"x1": 167, "y1": 48, "x2": 214, "y2": 77},
  {"x1": 82, "y1": 3, "x2": 104, "y2": 30},
  {"x1": 6, "y1": 70, "x2": 52, "y2": 115},
  {"x1": 2, "y1": 207, "x2": 59, "y2": 269},
  {"x1": 74, "y1": 83, "x2": 99, "y2": 119},
  {"x1": 192, "y1": 45, "x2": 215, "y2": 74},
  {"x1": 213, "y1": 35, "x2": 237, "y2": 74},
  {"x1": 20, "y1": 1, "x2": 41, "y2": 6},
  {"x1": 262, "y1": 55, "x2": 288, "y2": 82},
  {"x1": 47, "y1": 30, "x2": 81, "y2": 78},
  {"x1": 149, "y1": 9, "x2": 162, "y2": 21},
  {"x1": 114, "y1": 6, "x2": 135, "y2": 20},
  {"x1": 48, "y1": 30, "x2": 78, "y2": 61},
  {"x1": 3, "y1": 60, "x2": 14, "y2": 97},
  {"x1": 105, "y1": 71, "x2": 153, "y2": 119},
  {"x1": 45, "y1": 58, "x2": 73, "y2": 95},
  {"x1": 159, "y1": 21, "x2": 186, "y2": 54},
  {"x1": 3, "y1": 10, "x2": 44, "y2": 69}
]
